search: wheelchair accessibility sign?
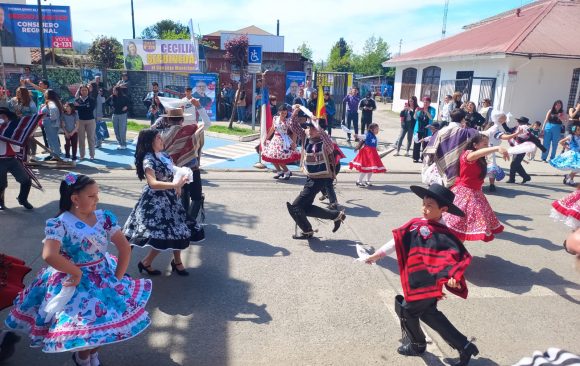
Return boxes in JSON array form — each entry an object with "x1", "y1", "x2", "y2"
[
  {"x1": 248, "y1": 45, "x2": 262, "y2": 65},
  {"x1": 248, "y1": 45, "x2": 262, "y2": 74}
]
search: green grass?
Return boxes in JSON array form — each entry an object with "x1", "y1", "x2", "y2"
[
  {"x1": 107, "y1": 120, "x2": 148, "y2": 132},
  {"x1": 207, "y1": 125, "x2": 256, "y2": 136}
]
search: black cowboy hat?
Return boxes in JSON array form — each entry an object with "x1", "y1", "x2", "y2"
[
  {"x1": 0, "y1": 108, "x2": 18, "y2": 121},
  {"x1": 410, "y1": 183, "x2": 465, "y2": 217},
  {"x1": 516, "y1": 116, "x2": 530, "y2": 124}
]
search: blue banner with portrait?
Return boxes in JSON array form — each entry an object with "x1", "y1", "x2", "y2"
[
  {"x1": 189, "y1": 74, "x2": 218, "y2": 121},
  {"x1": 285, "y1": 71, "x2": 306, "y2": 106},
  {"x1": 0, "y1": 3, "x2": 73, "y2": 48}
]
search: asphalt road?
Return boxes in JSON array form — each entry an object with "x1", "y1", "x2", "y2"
[{"x1": 0, "y1": 169, "x2": 578, "y2": 366}]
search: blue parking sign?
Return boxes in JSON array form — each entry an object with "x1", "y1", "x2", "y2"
[{"x1": 248, "y1": 45, "x2": 262, "y2": 65}]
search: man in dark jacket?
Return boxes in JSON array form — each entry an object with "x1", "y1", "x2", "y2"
[{"x1": 359, "y1": 92, "x2": 377, "y2": 134}]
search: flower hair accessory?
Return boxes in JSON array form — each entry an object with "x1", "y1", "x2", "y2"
[{"x1": 64, "y1": 172, "x2": 78, "y2": 186}]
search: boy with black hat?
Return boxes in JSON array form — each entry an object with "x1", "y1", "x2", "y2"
[{"x1": 365, "y1": 183, "x2": 478, "y2": 366}]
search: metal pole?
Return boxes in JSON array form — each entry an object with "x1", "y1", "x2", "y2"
[
  {"x1": 37, "y1": 0, "x2": 47, "y2": 80},
  {"x1": 131, "y1": 0, "x2": 136, "y2": 39},
  {"x1": 251, "y1": 73, "x2": 256, "y2": 130}
]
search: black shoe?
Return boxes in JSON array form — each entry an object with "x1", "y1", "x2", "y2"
[
  {"x1": 489, "y1": 184, "x2": 496, "y2": 192},
  {"x1": 0, "y1": 331, "x2": 21, "y2": 362},
  {"x1": 506, "y1": 180, "x2": 516, "y2": 184},
  {"x1": 17, "y1": 198, "x2": 33, "y2": 210},
  {"x1": 137, "y1": 261, "x2": 161, "y2": 276},
  {"x1": 0, "y1": 190, "x2": 5, "y2": 210},
  {"x1": 454, "y1": 342, "x2": 479, "y2": 366},
  {"x1": 522, "y1": 177, "x2": 531, "y2": 184},
  {"x1": 171, "y1": 259, "x2": 189, "y2": 276},
  {"x1": 43, "y1": 156, "x2": 54, "y2": 161},
  {"x1": 564, "y1": 175, "x2": 569, "y2": 185},
  {"x1": 332, "y1": 211, "x2": 346, "y2": 233},
  {"x1": 319, "y1": 195, "x2": 328, "y2": 202},
  {"x1": 292, "y1": 231, "x2": 314, "y2": 240},
  {"x1": 397, "y1": 343, "x2": 426, "y2": 356}
]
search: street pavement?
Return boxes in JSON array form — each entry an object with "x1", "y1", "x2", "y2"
[{"x1": 0, "y1": 167, "x2": 578, "y2": 365}]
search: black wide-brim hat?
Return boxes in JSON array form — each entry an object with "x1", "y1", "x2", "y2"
[{"x1": 410, "y1": 183, "x2": 465, "y2": 217}]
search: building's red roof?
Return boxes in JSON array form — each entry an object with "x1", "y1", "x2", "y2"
[{"x1": 386, "y1": 0, "x2": 580, "y2": 64}]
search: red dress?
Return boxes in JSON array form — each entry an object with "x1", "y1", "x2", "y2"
[
  {"x1": 261, "y1": 117, "x2": 301, "y2": 164},
  {"x1": 551, "y1": 189, "x2": 580, "y2": 229},
  {"x1": 0, "y1": 254, "x2": 31, "y2": 310},
  {"x1": 349, "y1": 132, "x2": 386, "y2": 173},
  {"x1": 444, "y1": 150, "x2": 504, "y2": 242}
]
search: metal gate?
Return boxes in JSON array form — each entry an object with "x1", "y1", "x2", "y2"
[{"x1": 314, "y1": 71, "x2": 351, "y2": 123}]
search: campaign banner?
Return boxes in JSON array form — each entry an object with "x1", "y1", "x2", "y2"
[
  {"x1": 189, "y1": 74, "x2": 217, "y2": 121},
  {"x1": 0, "y1": 3, "x2": 73, "y2": 48},
  {"x1": 284, "y1": 71, "x2": 305, "y2": 106},
  {"x1": 123, "y1": 39, "x2": 199, "y2": 72}
]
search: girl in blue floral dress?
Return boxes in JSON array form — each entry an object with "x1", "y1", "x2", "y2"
[
  {"x1": 551, "y1": 121, "x2": 580, "y2": 186},
  {"x1": 5, "y1": 173, "x2": 152, "y2": 366}
]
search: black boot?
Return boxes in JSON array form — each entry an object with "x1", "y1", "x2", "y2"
[
  {"x1": 454, "y1": 342, "x2": 479, "y2": 366},
  {"x1": 0, "y1": 189, "x2": 5, "y2": 210},
  {"x1": 17, "y1": 181, "x2": 33, "y2": 210}
]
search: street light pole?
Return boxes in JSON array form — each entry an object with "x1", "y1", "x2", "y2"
[
  {"x1": 131, "y1": 0, "x2": 136, "y2": 39},
  {"x1": 37, "y1": 0, "x2": 47, "y2": 80}
]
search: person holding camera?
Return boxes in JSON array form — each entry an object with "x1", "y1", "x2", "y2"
[
  {"x1": 541, "y1": 100, "x2": 567, "y2": 162},
  {"x1": 412, "y1": 97, "x2": 436, "y2": 163}
]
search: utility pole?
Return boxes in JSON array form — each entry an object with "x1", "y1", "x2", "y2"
[
  {"x1": 37, "y1": 0, "x2": 47, "y2": 80},
  {"x1": 398, "y1": 39, "x2": 402, "y2": 56},
  {"x1": 131, "y1": 0, "x2": 136, "y2": 39},
  {"x1": 442, "y1": 0, "x2": 450, "y2": 39}
]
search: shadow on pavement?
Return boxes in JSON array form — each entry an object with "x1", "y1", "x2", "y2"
[
  {"x1": 499, "y1": 231, "x2": 562, "y2": 251},
  {"x1": 307, "y1": 238, "x2": 360, "y2": 258},
  {"x1": 495, "y1": 212, "x2": 533, "y2": 231},
  {"x1": 342, "y1": 198, "x2": 381, "y2": 218},
  {"x1": 467, "y1": 255, "x2": 580, "y2": 305}
]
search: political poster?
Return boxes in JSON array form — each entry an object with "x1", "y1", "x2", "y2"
[
  {"x1": 284, "y1": 71, "x2": 305, "y2": 106},
  {"x1": 123, "y1": 39, "x2": 199, "y2": 72},
  {"x1": 0, "y1": 3, "x2": 73, "y2": 48},
  {"x1": 189, "y1": 74, "x2": 217, "y2": 121}
]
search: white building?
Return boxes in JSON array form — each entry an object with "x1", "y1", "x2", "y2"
[{"x1": 383, "y1": 0, "x2": 580, "y2": 122}]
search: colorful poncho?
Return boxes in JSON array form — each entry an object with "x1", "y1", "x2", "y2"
[{"x1": 392, "y1": 218, "x2": 472, "y2": 302}]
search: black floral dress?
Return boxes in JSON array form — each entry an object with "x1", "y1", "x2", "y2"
[{"x1": 124, "y1": 152, "x2": 191, "y2": 250}]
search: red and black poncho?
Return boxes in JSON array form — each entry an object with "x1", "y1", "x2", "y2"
[{"x1": 392, "y1": 218, "x2": 472, "y2": 302}]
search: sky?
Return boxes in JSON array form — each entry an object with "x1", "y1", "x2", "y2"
[{"x1": 27, "y1": 0, "x2": 535, "y2": 60}]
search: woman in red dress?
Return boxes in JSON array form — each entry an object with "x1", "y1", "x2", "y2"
[{"x1": 444, "y1": 134, "x2": 509, "y2": 242}]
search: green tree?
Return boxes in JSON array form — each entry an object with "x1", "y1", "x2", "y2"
[
  {"x1": 141, "y1": 20, "x2": 189, "y2": 39},
  {"x1": 87, "y1": 36, "x2": 123, "y2": 69},
  {"x1": 160, "y1": 30, "x2": 190, "y2": 40},
  {"x1": 224, "y1": 34, "x2": 249, "y2": 128},
  {"x1": 352, "y1": 36, "x2": 391, "y2": 76},
  {"x1": 296, "y1": 41, "x2": 313, "y2": 60},
  {"x1": 326, "y1": 37, "x2": 354, "y2": 72}
]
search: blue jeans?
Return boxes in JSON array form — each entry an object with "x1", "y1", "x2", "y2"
[
  {"x1": 541, "y1": 122, "x2": 562, "y2": 161},
  {"x1": 237, "y1": 106, "x2": 246, "y2": 122},
  {"x1": 44, "y1": 122, "x2": 62, "y2": 156}
]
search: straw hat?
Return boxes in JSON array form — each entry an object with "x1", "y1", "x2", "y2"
[{"x1": 160, "y1": 108, "x2": 191, "y2": 118}]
